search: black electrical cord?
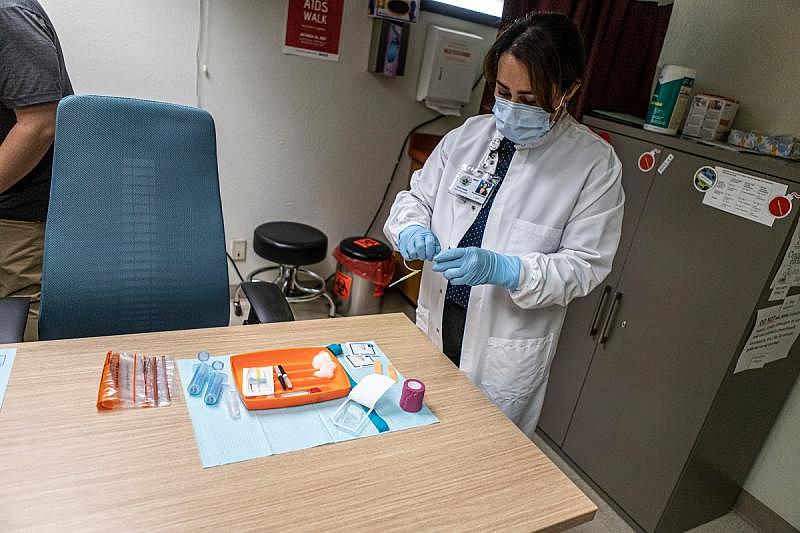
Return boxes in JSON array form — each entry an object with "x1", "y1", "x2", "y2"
[
  {"x1": 226, "y1": 252, "x2": 245, "y2": 283},
  {"x1": 471, "y1": 73, "x2": 485, "y2": 92},
  {"x1": 363, "y1": 74, "x2": 486, "y2": 237},
  {"x1": 363, "y1": 113, "x2": 446, "y2": 236}
]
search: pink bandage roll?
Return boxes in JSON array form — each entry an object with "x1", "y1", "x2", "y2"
[{"x1": 399, "y1": 378, "x2": 425, "y2": 413}]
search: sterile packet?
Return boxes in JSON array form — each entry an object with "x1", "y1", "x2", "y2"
[
  {"x1": 242, "y1": 366, "x2": 275, "y2": 397},
  {"x1": 97, "y1": 351, "x2": 179, "y2": 410}
]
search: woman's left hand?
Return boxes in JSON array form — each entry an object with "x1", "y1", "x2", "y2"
[{"x1": 432, "y1": 247, "x2": 521, "y2": 289}]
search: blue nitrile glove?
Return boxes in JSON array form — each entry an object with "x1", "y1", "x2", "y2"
[
  {"x1": 432, "y1": 247, "x2": 521, "y2": 289},
  {"x1": 398, "y1": 225, "x2": 441, "y2": 261}
]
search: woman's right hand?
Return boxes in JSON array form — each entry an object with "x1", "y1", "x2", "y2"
[{"x1": 398, "y1": 225, "x2": 441, "y2": 261}]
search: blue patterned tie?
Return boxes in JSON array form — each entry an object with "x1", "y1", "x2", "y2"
[{"x1": 445, "y1": 138, "x2": 516, "y2": 308}]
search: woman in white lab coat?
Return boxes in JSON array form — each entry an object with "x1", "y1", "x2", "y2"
[{"x1": 384, "y1": 13, "x2": 624, "y2": 437}]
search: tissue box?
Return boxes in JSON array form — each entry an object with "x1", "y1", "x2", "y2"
[
  {"x1": 683, "y1": 93, "x2": 739, "y2": 140},
  {"x1": 728, "y1": 129, "x2": 800, "y2": 161}
]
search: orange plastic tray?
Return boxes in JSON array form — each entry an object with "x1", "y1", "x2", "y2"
[{"x1": 230, "y1": 346, "x2": 351, "y2": 410}]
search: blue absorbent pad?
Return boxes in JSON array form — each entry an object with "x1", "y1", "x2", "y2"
[
  {"x1": 177, "y1": 341, "x2": 438, "y2": 468},
  {"x1": 0, "y1": 349, "x2": 16, "y2": 411}
]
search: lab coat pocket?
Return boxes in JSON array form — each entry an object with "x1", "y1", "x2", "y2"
[
  {"x1": 481, "y1": 334, "x2": 554, "y2": 402},
  {"x1": 415, "y1": 305, "x2": 430, "y2": 335},
  {"x1": 506, "y1": 219, "x2": 562, "y2": 255}
]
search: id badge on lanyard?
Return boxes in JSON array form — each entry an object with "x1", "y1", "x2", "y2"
[
  {"x1": 448, "y1": 134, "x2": 503, "y2": 206},
  {"x1": 448, "y1": 165, "x2": 499, "y2": 205}
]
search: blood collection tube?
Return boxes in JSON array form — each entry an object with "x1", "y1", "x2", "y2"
[
  {"x1": 204, "y1": 370, "x2": 226, "y2": 405},
  {"x1": 188, "y1": 363, "x2": 210, "y2": 396}
]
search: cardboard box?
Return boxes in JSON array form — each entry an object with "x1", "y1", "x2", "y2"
[{"x1": 683, "y1": 93, "x2": 739, "y2": 140}]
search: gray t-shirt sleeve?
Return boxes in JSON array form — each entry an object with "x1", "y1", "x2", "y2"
[{"x1": 0, "y1": 5, "x2": 65, "y2": 108}]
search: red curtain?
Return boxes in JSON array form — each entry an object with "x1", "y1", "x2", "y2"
[{"x1": 480, "y1": 0, "x2": 673, "y2": 120}]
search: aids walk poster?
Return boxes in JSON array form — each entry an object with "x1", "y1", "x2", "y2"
[{"x1": 283, "y1": 0, "x2": 345, "y2": 61}]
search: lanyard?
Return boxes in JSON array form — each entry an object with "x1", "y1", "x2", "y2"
[
  {"x1": 479, "y1": 132, "x2": 504, "y2": 176},
  {"x1": 447, "y1": 133, "x2": 506, "y2": 206}
]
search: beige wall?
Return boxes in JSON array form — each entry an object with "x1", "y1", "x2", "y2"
[
  {"x1": 659, "y1": 1, "x2": 800, "y2": 528},
  {"x1": 743, "y1": 379, "x2": 800, "y2": 529},
  {"x1": 41, "y1": 0, "x2": 496, "y2": 280},
  {"x1": 658, "y1": 0, "x2": 800, "y2": 134}
]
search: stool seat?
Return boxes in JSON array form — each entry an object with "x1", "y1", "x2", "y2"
[
  {"x1": 253, "y1": 222, "x2": 327, "y2": 266},
  {"x1": 236, "y1": 221, "x2": 335, "y2": 319}
]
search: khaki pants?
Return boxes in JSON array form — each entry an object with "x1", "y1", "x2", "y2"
[{"x1": 0, "y1": 219, "x2": 44, "y2": 341}]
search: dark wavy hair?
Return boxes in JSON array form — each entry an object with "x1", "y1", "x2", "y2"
[{"x1": 484, "y1": 12, "x2": 586, "y2": 112}]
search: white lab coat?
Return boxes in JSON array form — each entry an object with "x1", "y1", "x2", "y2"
[{"x1": 384, "y1": 114, "x2": 624, "y2": 437}]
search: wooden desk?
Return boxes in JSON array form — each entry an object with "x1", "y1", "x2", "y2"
[{"x1": 0, "y1": 314, "x2": 595, "y2": 531}]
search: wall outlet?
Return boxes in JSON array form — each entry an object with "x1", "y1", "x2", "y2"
[{"x1": 231, "y1": 239, "x2": 247, "y2": 261}]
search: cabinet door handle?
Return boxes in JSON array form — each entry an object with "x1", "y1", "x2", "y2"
[
  {"x1": 600, "y1": 292, "x2": 623, "y2": 345},
  {"x1": 588, "y1": 285, "x2": 612, "y2": 337}
]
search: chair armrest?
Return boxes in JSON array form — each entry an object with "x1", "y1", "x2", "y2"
[
  {"x1": 0, "y1": 297, "x2": 30, "y2": 343},
  {"x1": 240, "y1": 282, "x2": 294, "y2": 324}
]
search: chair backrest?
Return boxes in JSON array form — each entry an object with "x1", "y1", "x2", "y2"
[{"x1": 39, "y1": 95, "x2": 230, "y2": 340}]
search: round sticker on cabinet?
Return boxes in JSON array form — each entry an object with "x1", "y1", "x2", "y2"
[
  {"x1": 638, "y1": 150, "x2": 658, "y2": 172},
  {"x1": 693, "y1": 166, "x2": 717, "y2": 192},
  {"x1": 769, "y1": 196, "x2": 792, "y2": 218}
]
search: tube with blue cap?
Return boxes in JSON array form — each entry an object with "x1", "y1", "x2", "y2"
[
  {"x1": 204, "y1": 371, "x2": 226, "y2": 405},
  {"x1": 188, "y1": 362, "x2": 211, "y2": 396}
]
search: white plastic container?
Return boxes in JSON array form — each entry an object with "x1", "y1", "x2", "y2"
[{"x1": 644, "y1": 65, "x2": 696, "y2": 135}]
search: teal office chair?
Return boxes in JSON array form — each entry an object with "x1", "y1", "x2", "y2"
[{"x1": 5, "y1": 95, "x2": 293, "y2": 341}]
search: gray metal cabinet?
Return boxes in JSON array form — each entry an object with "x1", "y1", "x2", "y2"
[
  {"x1": 538, "y1": 133, "x2": 658, "y2": 446},
  {"x1": 541, "y1": 116, "x2": 800, "y2": 532}
]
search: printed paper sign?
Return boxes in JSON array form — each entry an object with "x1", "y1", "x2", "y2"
[
  {"x1": 283, "y1": 0, "x2": 344, "y2": 61},
  {"x1": 769, "y1": 284, "x2": 791, "y2": 302},
  {"x1": 702, "y1": 167, "x2": 787, "y2": 226},
  {"x1": 770, "y1": 221, "x2": 800, "y2": 298},
  {"x1": 782, "y1": 293, "x2": 800, "y2": 312},
  {"x1": 734, "y1": 299, "x2": 800, "y2": 373}
]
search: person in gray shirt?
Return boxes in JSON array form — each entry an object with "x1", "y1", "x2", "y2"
[{"x1": 0, "y1": 0, "x2": 72, "y2": 340}]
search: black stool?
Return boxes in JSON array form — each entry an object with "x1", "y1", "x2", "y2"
[{"x1": 234, "y1": 222, "x2": 335, "y2": 317}]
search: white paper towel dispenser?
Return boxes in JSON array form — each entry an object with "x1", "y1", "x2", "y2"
[{"x1": 416, "y1": 25, "x2": 484, "y2": 116}]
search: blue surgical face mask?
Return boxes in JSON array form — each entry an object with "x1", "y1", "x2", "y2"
[{"x1": 492, "y1": 96, "x2": 558, "y2": 145}]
